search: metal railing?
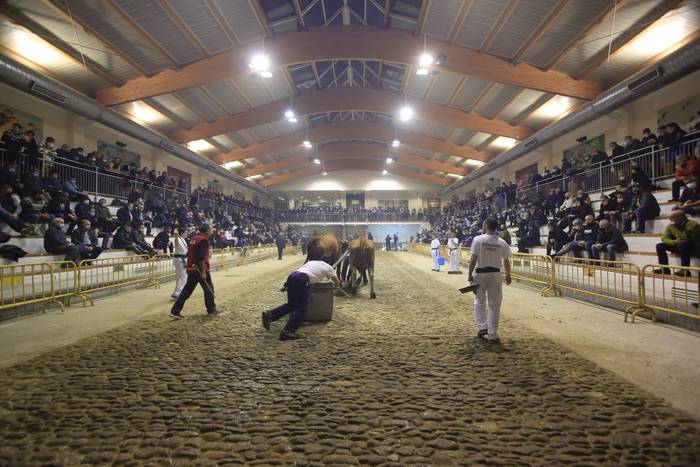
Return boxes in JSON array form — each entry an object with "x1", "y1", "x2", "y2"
[
  {"x1": 633, "y1": 264, "x2": 700, "y2": 323},
  {"x1": 517, "y1": 135, "x2": 700, "y2": 200},
  {"x1": 0, "y1": 261, "x2": 85, "y2": 313}
]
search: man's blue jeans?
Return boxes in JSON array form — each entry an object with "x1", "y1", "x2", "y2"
[{"x1": 269, "y1": 271, "x2": 310, "y2": 333}]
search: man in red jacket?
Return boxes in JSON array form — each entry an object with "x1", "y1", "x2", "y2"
[
  {"x1": 670, "y1": 155, "x2": 700, "y2": 201},
  {"x1": 169, "y1": 223, "x2": 218, "y2": 319}
]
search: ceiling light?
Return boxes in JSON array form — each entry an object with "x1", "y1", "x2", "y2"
[
  {"x1": 399, "y1": 106, "x2": 413, "y2": 122},
  {"x1": 492, "y1": 136, "x2": 517, "y2": 149},
  {"x1": 464, "y1": 159, "x2": 484, "y2": 167},
  {"x1": 249, "y1": 53, "x2": 271, "y2": 77},
  {"x1": 303, "y1": 140, "x2": 312, "y2": 149},
  {"x1": 223, "y1": 161, "x2": 243, "y2": 170},
  {"x1": 382, "y1": 169, "x2": 388, "y2": 175},
  {"x1": 188, "y1": 139, "x2": 215, "y2": 153},
  {"x1": 313, "y1": 158, "x2": 321, "y2": 165},
  {"x1": 323, "y1": 171, "x2": 328, "y2": 176},
  {"x1": 416, "y1": 67, "x2": 430, "y2": 75},
  {"x1": 419, "y1": 53, "x2": 433, "y2": 68},
  {"x1": 391, "y1": 139, "x2": 400, "y2": 148},
  {"x1": 130, "y1": 102, "x2": 161, "y2": 123},
  {"x1": 12, "y1": 29, "x2": 63, "y2": 66},
  {"x1": 386, "y1": 157, "x2": 393, "y2": 164},
  {"x1": 259, "y1": 70, "x2": 273, "y2": 78}
]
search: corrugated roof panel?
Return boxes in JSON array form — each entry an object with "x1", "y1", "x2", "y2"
[
  {"x1": 267, "y1": 120, "x2": 295, "y2": 137},
  {"x1": 554, "y1": 0, "x2": 670, "y2": 77},
  {"x1": 467, "y1": 132, "x2": 492, "y2": 147},
  {"x1": 202, "y1": 81, "x2": 249, "y2": 114},
  {"x1": 520, "y1": 0, "x2": 612, "y2": 69},
  {"x1": 454, "y1": 0, "x2": 509, "y2": 50},
  {"x1": 227, "y1": 131, "x2": 252, "y2": 148},
  {"x1": 474, "y1": 84, "x2": 521, "y2": 119},
  {"x1": 388, "y1": 15, "x2": 417, "y2": 32},
  {"x1": 214, "y1": 0, "x2": 265, "y2": 44},
  {"x1": 64, "y1": 0, "x2": 170, "y2": 74},
  {"x1": 426, "y1": 72, "x2": 462, "y2": 105},
  {"x1": 403, "y1": 146, "x2": 435, "y2": 158},
  {"x1": 247, "y1": 124, "x2": 275, "y2": 141},
  {"x1": 430, "y1": 123, "x2": 455, "y2": 140},
  {"x1": 176, "y1": 87, "x2": 227, "y2": 121},
  {"x1": 422, "y1": 0, "x2": 463, "y2": 41},
  {"x1": 497, "y1": 89, "x2": 547, "y2": 122},
  {"x1": 450, "y1": 77, "x2": 492, "y2": 111},
  {"x1": 6, "y1": 0, "x2": 139, "y2": 82},
  {"x1": 262, "y1": 71, "x2": 293, "y2": 100},
  {"x1": 487, "y1": 0, "x2": 559, "y2": 59},
  {"x1": 212, "y1": 134, "x2": 237, "y2": 150},
  {"x1": 408, "y1": 119, "x2": 433, "y2": 134},
  {"x1": 150, "y1": 94, "x2": 204, "y2": 126},
  {"x1": 404, "y1": 68, "x2": 433, "y2": 98},
  {"x1": 451, "y1": 129, "x2": 476, "y2": 146},
  {"x1": 116, "y1": 0, "x2": 203, "y2": 64},
  {"x1": 169, "y1": 0, "x2": 233, "y2": 54},
  {"x1": 232, "y1": 74, "x2": 275, "y2": 107}
]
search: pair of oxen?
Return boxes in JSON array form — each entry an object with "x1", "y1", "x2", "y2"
[{"x1": 305, "y1": 233, "x2": 376, "y2": 299}]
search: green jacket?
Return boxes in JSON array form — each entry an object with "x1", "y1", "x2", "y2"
[{"x1": 661, "y1": 219, "x2": 700, "y2": 251}]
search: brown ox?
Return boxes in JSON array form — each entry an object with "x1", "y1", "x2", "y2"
[
  {"x1": 305, "y1": 233, "x2": 342, "y2": 266},
  {"x1": 347, "y1": 237, "x2": 376, "y2": 299}
]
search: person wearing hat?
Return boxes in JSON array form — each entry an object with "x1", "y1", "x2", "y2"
[{"x1": 169, "y1": 223, "x2": 219, "y2": 319}]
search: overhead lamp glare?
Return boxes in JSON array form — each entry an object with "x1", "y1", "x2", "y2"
[
  {"x1": 303, "y1": 140, "x2": 312, "y2": 149},
  {"x1": 323, "y1": 171, "x2": 328, "y2": 176},
  {"x1": 391, "y1": 139, "x2": 400, "y2": 148},
  {"x1": 419, "y1": 53, "x2": 433, "y2": 67},
  {"x1": 313, "y1": 158, "x2": 321, "y2": 165},
  {"x1": 416, "y1": 67, "x2": 430, "y2": 75},
  {"x1": 399, "y1": 105, "x2": 413, "y2": 122},
  {"x1": 382, "y1": 169, "x2": 388, "y2": 175},
  {"x1": 249, "y1": 53, "x2": 271, "y2": 77},
  {"x1": 386, "y1": 157, "x2": 393, "y2": 164}
]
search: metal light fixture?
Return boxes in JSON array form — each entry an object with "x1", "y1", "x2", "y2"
[
  {"x1": 416, "y1": 35, "x2": 433, "y2": 75},
  {"x1": 249, "y1": 38, "x2": 272, "y2": 78}
]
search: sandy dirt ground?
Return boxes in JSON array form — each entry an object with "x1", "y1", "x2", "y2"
[{"x1": 0, "y1": 251, "x2": 698, "y2": 465}]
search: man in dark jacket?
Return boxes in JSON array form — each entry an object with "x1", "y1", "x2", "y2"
[
  {"x1": 113, "y1": 223, "x2": 148, "y2": 255},
  {"x1": 275, "y1": 233, "x2": 287, "y2": 260},
  {"x1": 588, "y1": 219, "x2": 628, "y2": 262},
  {"x1": 517, "y1": 221, "x2": 542, "y2": 253},
  {"x1": 608, "y1": 141, "x2": 626, "y2": 163},
  {"x1": 545, "y1": 221, "x2": 571, "y2": 256},
  {"x1": 70, "y1": 219, "x2": 103, "y2": 260},
  {"x1": 385, "y1": 234, "x2": 391, "y2": 251},
  {"x1": 132, "y1": 224, "x2": 156, "y2": 256},
  {"x1": 44, "y1": 217, "x2": 81, "y2": 264},
  {"x1": 624, "y1": 184, "x2": 660, "y2": 233},
  {"x1": 20, "y1": 191, "x2": 50, "y2": 226},
  {"x1": 117, "y1": 202, "x2": 133, "y2": 226},
  {"x1": 0, "y1": 184, "x2": 34, "y2": 235}
]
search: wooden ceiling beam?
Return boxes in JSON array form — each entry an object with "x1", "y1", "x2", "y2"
[
  {"x1": 95, "y1": 26, "x2": 601, "y2": 105},
  {"x1": 480, "y1": 0, "x2": 519, "y2": 51},
  {"x1": 171, "y1": 87, "x2": 532, "y2": 142},
  {"x1": 213, "y1": 120, "x2": 492, "y2": 165}
]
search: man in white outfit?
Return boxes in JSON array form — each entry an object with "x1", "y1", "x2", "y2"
[
  {"x1": 430, "y1": 233, "x2": 441, "y2": 272},
  {"x1": 447, "y1": 231, "x2": 461, "y2": 274},
  {"x1": 467, "y1": 218, "x2": 512, "y2": 341},
  {"x1": 171, "y1": 227, "x2": 188, "y2": 299}
]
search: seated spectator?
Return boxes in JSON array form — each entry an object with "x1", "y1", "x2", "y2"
[
  {"x1": 630, "y1": 165, "x2": 653, "y2": 190},
  {"x1": 20, "y1": 191, "x2": 50, "y2": 228},
  {"x1": 0, "y1": 161, "x2": 18, "y2": 186},
  {"x1": 70, "y1": 219, "x2": 103, "y2": 261},
  {"x1": 117, "y1": 202, "x2": 133, "y2": 226},
  {"x1": 623, "y1": 184, "x2": 660, "y2": 233},
  {"x1": 44, "y1": 217, "x2": 80, "y2": 265},
  {"x1": 131, "y1": 224, "x2": 156, "y2": 256},
  {"x1": 588, "y1": 219, "x2": 628, "y2": 263},
  {"x1": 0, "y1": 184, "x2": 35, "y2": 235},
  {"x1": 47, "y1": 195, "x2": 78, "y2": 234},
  {"x1": 95, "y1": 198, "x2": 115, "y2": 233},
  {"x1": 670, "y1": 154, "x2": 700, "y2": 201},
  {"x1": 113, "y1": 223, "x2": 149, "y2": 255},
  {"x1": 131, "y1": 203, "x2": 152, "y2": 236},
  {"x1": 22, "y1": 168, "x2": 44, "y2": 197},
  {"x1": 676, "y1": 177, "x2": 700, "y2": 216},
  {"x1": 498, "y1": 224, "x2": 511, "y2": 245},
  {"x1": 41, "y1": 169, "x2": 63, "y2": 197},
  {"x1": 74, "y1": 197, "x2": 93, "y2": 220},
  {"x1": 153, "y1": 229, "x2": 170, "y2": 254},
  {"x1": 597, "y1": 195, "x2": 618, "y2": 222},
  {"x1": 516, "y1": 221, "x2": 541, "y2": 253},
  {"x1": 546, "y1": 221, "x2": 571, "y2": 256},
  {"x1": 62, "y1": 176, "x2": 87, "y2": 201},
  {"x1": 653, "y1": 210, "x2": 700, "y2": 276}
]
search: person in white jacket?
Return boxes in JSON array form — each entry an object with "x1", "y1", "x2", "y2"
[
  {"x1": 430, "y1": 233, "x2": 441, "y2": 272},
  {"x1": 447, "y1": 231, "x2": 461, "y2": 274},
  {"x1": 171, "y1": 227, "x2": 188, "y2": 299}
]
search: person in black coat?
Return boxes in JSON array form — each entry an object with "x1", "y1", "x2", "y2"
[
  {"x1": 275, "y1": 234, "x2": 287, "y2": 260},
  {"x1": 44, "y1": 218, "x2": 81, "y2": 264},
  {"x1": 116, "y1": 202, "x2": 133, "y2": 226},
  {"x1": 624, "y1": 184, "x2": 660, "y2": 233},
  {"x1": 588, "y1": 219, "x2": 628, "y2": 262},
  {"x1": 517, "y1": 221, "x2": 542, "y2": 253},
  {"x1": 545, "y1": 221, "x2": 571, "y2": 256},
  {"x1": 113, "y1": 223, "x2": 148, "y2": 255},
  {"x1": 597, "y1": 195, "x2": 619, "y2": 222},
  {"x1": 608, "y1": 141, "x2": 626, "y2": 163},
  {"x1": 70, "y1": 219, "x2": 102, "y2": 260}
]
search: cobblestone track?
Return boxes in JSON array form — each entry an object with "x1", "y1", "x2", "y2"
[{"x1": 1, "y1": 253, "x2": 699, "y2": 466}]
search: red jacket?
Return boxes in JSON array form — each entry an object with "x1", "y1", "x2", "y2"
[
  {"x1": 675, "y1": 159, "x2": 700, "y2": 180},
  {"x1": 186, "y1": 233, "x2": 210, "y2": 272}
]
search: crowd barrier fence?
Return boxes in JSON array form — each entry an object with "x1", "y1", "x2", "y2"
[{"x1": 407, "y1": 243, "x2": 700, "y2": 325}]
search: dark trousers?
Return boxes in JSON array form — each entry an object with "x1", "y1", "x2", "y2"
[
  {"x1": 385, "y1": 241, "x2": 391, "y2": 251},
  {"x1": 277, "y1": 245, "x2": 284, "y2": 260},
  {"x1": 624, "y1": 209, "x2": 657, "y2": 233},
  {"x1": 78, "y1": 245, "x2": 103, "y2": 260},
  {"x1": 48, "y1": 244, "x2": 81, "y2": 264},
  {"x1": 269, "y1": 272, "x2": 309, "y2": 333},
  {"x1": 672, "y1": 179, "x2": 684, "y2": 200},
  {"x1": 0, "y1": 211, "x2": 27, "y2": 233},
  {"x1": 171, "y1": 271, "x2": 216, "y2": 314},
  {"x1": 656, "y1": 242, "x2": 692, "y2": 267},
  {"x1": 588, "y1": 244, "x2": 618, "y2": 261}
]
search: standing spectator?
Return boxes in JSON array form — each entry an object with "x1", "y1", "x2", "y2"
[
  {"x1": 393, "y1": 233, "x2": 399, "y2": 250},
  {"x1": 275, "y1": 233, "x2": 287, "y2": 260},
  {"x1": 608, "y1": 141, "x2": 626, "y2": 162},
  {"x1": 44, "y1": 217, "x2": 80, "y2": 265},
  {"x1": 171, "y1": 227, "x2": 188, "y2": 300},
  {"x1": 653, "y1": 210, "x2": 700, "y2": 276},
  {"x1": 385, "y1": 234, "x2": 392, "y2": 251}
]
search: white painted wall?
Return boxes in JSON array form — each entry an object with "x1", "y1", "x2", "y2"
[
  {"x1": 0, "y1": 83, "x2": 268, "y2": 204},
  {"x1": 272, "y1": 169, "x2": 441, "y2": 192}
]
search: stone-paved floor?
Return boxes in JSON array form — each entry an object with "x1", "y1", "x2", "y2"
[{"x1": 1, "y1": 253, "x2": 699, "y2": 466}]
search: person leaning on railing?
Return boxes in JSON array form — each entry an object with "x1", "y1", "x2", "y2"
[{"x1": 653, "y1": 210, "x2": 700, "y2": 276}]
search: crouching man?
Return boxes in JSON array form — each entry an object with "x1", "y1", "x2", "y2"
[{"x1": 262, "y1": 258, "x2": 340, "y2": 340}]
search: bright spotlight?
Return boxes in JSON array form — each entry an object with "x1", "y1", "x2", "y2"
[
  {"x1": 249, "y1": 53, "x2": 271, "y2": 75},
  {"x1": 416, "y1": 67, "x2": 430, "y2": 75},
  {"x1": 419, "y1": 53, "x2": 433, "y2": 67},
  {"x1": 386, "y1": 157, "x2": 393, "y2": 164},
  {"x1": 313, "y1": 158, "x2": 321, "y2": 165},
  {"x1": 322, "y1": 171, "x2": 328, "y2": 176},
  {"x1": 284, "y1": 109, "x2": 296, "y2": 122},
  {"x1": 382, "y1": 169, "x2": 388, "y2": 175},
  {"x1": 303, "y1": 140, "x2": 312, "y2": 149},
  {"x1": 399, "y1": 106, "x2": 413, "y2": 122},
  {"x1": 391, "y1": 139, "x2": 400, "y2": 148}
]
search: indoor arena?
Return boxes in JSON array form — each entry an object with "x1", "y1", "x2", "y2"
[{"x1": 1, "y1": 1, "x2": 700, "y2": 465}]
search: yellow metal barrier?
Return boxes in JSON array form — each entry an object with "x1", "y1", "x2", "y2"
[
  {"x1": 632, "y1": 265, "x2": 700, "y2": 323},
  {"x1": 554, "y1": 256, "x2": 643, "y2": 315},
  {"x1": 151, "y1": 253, "x2": 177, "y2": 286},
  {"x1": 0, "y1": 261, "x2": 83, "y2": 312},
  {"x1": 77, "y1": 255, "x2": 155, "y2": 301},
  {"x1": 511, "y1": 253, "x2": 558, "y2": 296}
]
